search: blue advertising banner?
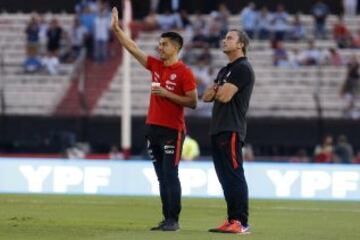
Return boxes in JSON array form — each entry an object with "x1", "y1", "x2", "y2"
[{"x1": 0, "y1": 158, "x2": 359, "y2": 200}]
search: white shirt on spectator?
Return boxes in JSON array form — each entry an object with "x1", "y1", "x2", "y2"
[
  {"x1": 272, "y1": 12, "x2": 289, "y2": 32},
  {"x1": 70, "y1": 25, "x2": 88, "y2": 47},
  {"x1": 343, "y1": 0, "x2": 358, "y2": 15},
  {"x1": 240, "y1": 7, "x2": 257, "y2": 30},
  {"x1": 288, "y1": 50, "x2": 302, "y2": 68},
  {"x1": 299, "y1": 48, "x2": 321, "y2": 64},
  {"x1": 192, "y1": 65, "x2": 211, "y2": 86},
  {"x1": 257, "y1": 12, "x2": 272, "y2": 31},
  {"x1": 39, "y1": 22, "x2": 48, "y2": 45},
  {"x1": 41, "y1": 55, "x2": 59, "y2": 75},
  {"x1": 157, "y1": 13, "x2": 182, "y2": 31},
  {"x1": 94, "y1": 15, "x2": 111, "y2": 41}
]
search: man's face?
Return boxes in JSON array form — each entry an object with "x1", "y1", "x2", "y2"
[
  {"x1": 158, "y1": 38, "x2": 178, "y2": 60},
  {"x1": 222, "y1": 31, "x2": 242, "y2": 54}
]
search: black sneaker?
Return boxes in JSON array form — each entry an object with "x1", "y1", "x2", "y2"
[
  {"x1": 150, "y1": 220, "x2": 166, "y2": 231},
  {"x1": 161, "y1": 220, "x2": 180, "y2": 231}
]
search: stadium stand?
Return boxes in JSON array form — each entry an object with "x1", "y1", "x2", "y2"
[
  {"x1": 0, "y1": 13, "x2": 75, "y2": 115},
  {"x1": 94, "y1": 14, "x2": 360, "y2": 119}
]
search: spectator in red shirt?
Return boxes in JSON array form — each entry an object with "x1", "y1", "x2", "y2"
[
  {"x1": 353, "y1": 151, "x2": 360, "y2": 164},
  {"x1": 314, "y1": 135, "x2": 334, "y2": 163},
  {"x1": 111, "y1": 6, "x2": 197, "y2": 231},
  {"x1": 333, "y1": 15, "x2": 353, "y2": 48}
]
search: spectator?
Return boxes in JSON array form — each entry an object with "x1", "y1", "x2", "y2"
[
  {"x1": 211, "y1": 3, "x2": 230, "y2": 37},
  {"x1": 256, "y1": 6, "x2": 272, "y2": 40},
  {"x1": 80, "y1": 6, "x2": 96, "y2": 32},
  {"x1": 97, "y1": 0, "x2": 110, "y2": 14},
  {"x1": 144, "y1": 10, "x2": 159, "y2": 28},
  {"x1": 94, "y1": 7, "x2": 111, "y2": 62},
  {"x1": 80, "y1": 6, "x2": 96, "y2": 58},
  {"x1": 156, "y1": 9, "x2": 182, "y2": 31},
  {"x1": 179, "y1": 9, "x2": 192, "y2": 30},
  {"x1": 197, "y1": 46, "x2": 213, "y2": 65},
  {"x1": 290, "y1": 149, "x2": 310, "y2": 163},
  {"x1": 191, "y1": 11, "x2": 207, "y2": 35},
  {"x1": 340, "y1": 54, "x2": 360, "y2": 117},
  {"x1": 288, "y1": 48, "x2": 302, "y2": 68},
  {"x1": 353, "y1": 151, "x2": 360, "y2": 163},
  {"x1": 240, "y1": 2, "x2": 257, "y2": 39},
  {"x1": 323, "y1": 48, "x2": 343, "y2": 66},
  {"x1": 192, "y1": 54, "x2": 212, "y2": 98},
  {"x1": 333, "y1": 15, "x2": 353, "y2": 48},
  {"x1": 69, "y1": 17, "x2": 88, "y2": 60},
  {"x1": 25, "y1": 15, "x2": 40, "y2": 56},
  {"x1": 23, "y1": 50, "x2": 42, "y2": 73},
  {"x1": 314, "y1": 135, "x2": 334, "y2": 163},
  {"x1": 342, "y1": 0, "x2": 358, "y2": 15},
  {"x1": 75, "y1": 0, "x2": 98, "y2": 14},
  {"x1": 312, "y1": 0, "x2": 330, "y2": 39},
  {"x1": 289, "y1": 13, "x2": 306, "y2": 41},
  {"x1": 41, "y1": 52, "x2": 60, "y2": 75},
  {"x1": 271, "y1": 4, "x2": 290, "y2": 41},
  {"x1": 273, "y1": 41, "x2": 289, "y2": 67},
  {"x1": 181, "y1": 44, "x2": 198, "y2": 65},
  {"x1": 352, "y1": 29, "x2": 360, "y2": 48},
  {"x1": 47, "y1": 18, "x2": 63, "y2": 55},
  {"x1": 66, "y1": 144, "x2": 86, "y2": 159},
  {"x1": 191, "y1": 28, "x2": 209, "y2": 48},
  {"x1": 299, "y1": 40, "x2": 321, "y2": 66},
  {"x1": 334, "y1": 135, "x2": 354, "y2": 164},
  {"x1": 207, "y1": 14, "x2": 222, "y2": 48},
  {"x1": 38, "y1": 15, "x2": 48, "y2": 55},
  {"x1": 109, "y1": 144, "x2": 123, "y2": 160}
]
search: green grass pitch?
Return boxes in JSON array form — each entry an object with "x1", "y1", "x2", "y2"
[{"x1": 0, "y1": 194, "x2": 359, "y2": 240}]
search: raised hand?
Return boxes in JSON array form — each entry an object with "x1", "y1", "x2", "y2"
[{"x1": 111, "y1": 7, "x2": 119, "y2": 30}]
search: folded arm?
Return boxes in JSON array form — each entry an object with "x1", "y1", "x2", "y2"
[
  {"x1": 152, "y1": 86, "x2": 198, "y2": 109},
  {"x1": 215, "y1": 83, "x2": 238, "y2": 103}
]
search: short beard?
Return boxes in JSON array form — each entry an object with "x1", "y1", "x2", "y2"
[{"x1": 222, "y1": 49, "x2": 230, "y2": 54}]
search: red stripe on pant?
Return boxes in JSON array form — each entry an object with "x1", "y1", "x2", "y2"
[
  {"x1": 175, "y1": 132, "x2": 182, "y2": 166},
  {"x1": 231, "y1": 132, "x2": 239, "y2": 169}
]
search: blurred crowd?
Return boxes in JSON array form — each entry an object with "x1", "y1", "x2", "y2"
[
  {"x1": 312, "y1": 134, "x2": 360, "y2": 164},
  {"x1": 24, "y1": 0, "x2": 113, "y2": 75},
  {"x1": 243, "y1": 134, "x2": 360, "y2": 164},
  {"x1": 126, "y1": 1, "x2": 360, "y2": 117}
]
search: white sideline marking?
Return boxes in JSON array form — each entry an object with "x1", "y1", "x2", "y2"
[{"x1": 1, "y1": 198, "x2": 360, "y2": 213}]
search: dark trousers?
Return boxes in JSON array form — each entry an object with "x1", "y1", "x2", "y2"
[
  {"x1": 145, "y1": 125, "x2": 184, "y2": 222},
  {"x1": 211, "y1": 131, "x2": 249, "y2": 225}
]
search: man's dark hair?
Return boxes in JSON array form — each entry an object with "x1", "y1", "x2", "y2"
[
  {"x1": 161, "y1": 32, "x2": 184, "y2": 51},
  {"x1": 229, "y1": 29, "x2": 250, "y2": 55}
]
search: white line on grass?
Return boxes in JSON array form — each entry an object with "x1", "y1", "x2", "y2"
[{"x1": 1, "y1": 198, "x2": 360, "y2": 214}]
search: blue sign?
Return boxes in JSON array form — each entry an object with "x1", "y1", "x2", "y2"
[{"x1": 0, "y1": 158, "x2": 359, "y2": 200}]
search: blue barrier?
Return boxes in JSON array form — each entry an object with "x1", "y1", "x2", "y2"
[{"x1": 0, "y1": 158, "x2": 359, "y2": 200}]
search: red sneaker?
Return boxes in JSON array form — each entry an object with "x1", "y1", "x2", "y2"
[
  {"x1": 208, "y1": 220, "x2": 231, "y2": 232},
  {"x1": 221, "y1": 220, "x2": 251, "y2": 234}
]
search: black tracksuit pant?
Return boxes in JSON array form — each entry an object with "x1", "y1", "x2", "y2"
[
  {"x1": 145, "y1": 125, "x2": 184, "y2": 222},
  {"x1": 211, "y1": 131, "x2": 249, "y2": 225}
]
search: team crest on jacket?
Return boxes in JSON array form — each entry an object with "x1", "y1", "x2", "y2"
[{"x1": 170, "y1": 74, "x2": 177, "y2": 81}]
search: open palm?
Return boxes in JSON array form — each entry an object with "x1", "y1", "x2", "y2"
[{"x1": 111, "y1": 7, "x2": 119, "y2": 29}]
